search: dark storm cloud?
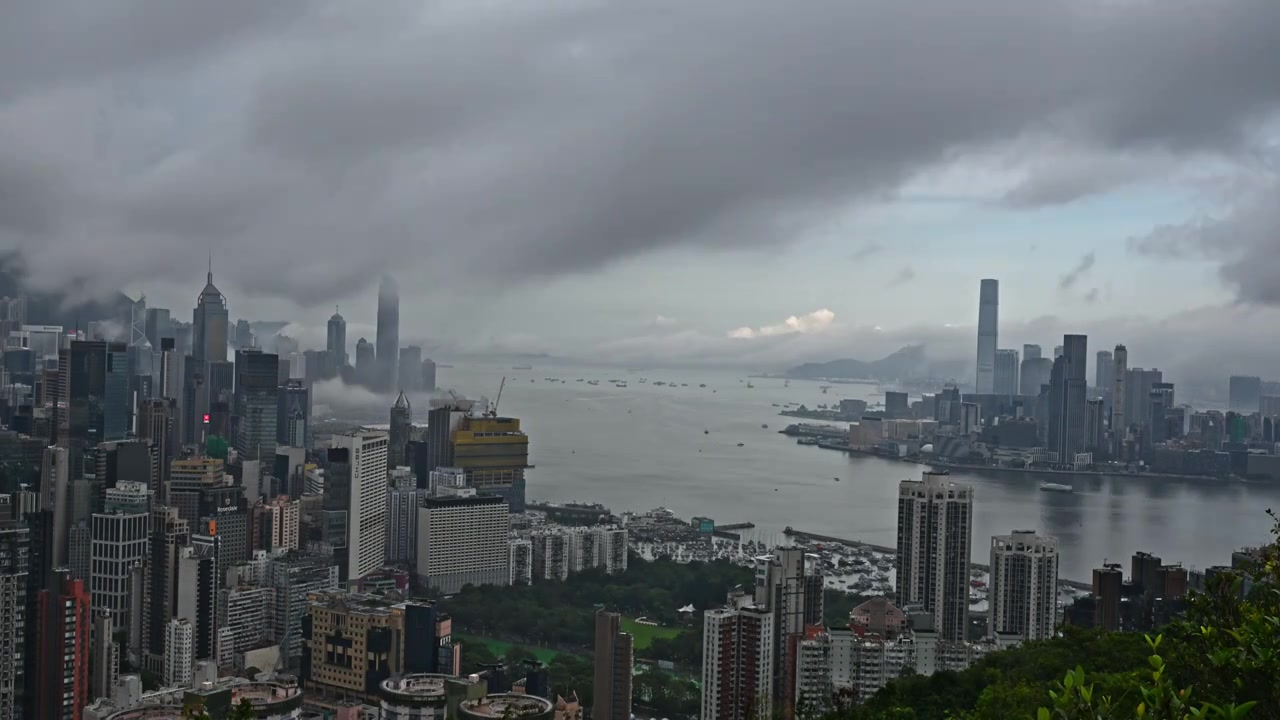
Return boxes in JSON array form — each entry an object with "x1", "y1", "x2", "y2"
[
  {"x1": 0, "y1": 0, "x2": 1278, "y2": 305},
  {"x1": 1059, "y1": 251, "x2": 1096, "y2": 289}
]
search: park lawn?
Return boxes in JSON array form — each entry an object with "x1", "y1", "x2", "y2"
[
  {"x1": 620, "y1": 617, "x2": 685, "y2": 650},
  {"x1": 458, "y1": 635, "x2": 561, "y2": 663}
]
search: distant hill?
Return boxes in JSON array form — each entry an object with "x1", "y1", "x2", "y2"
[
  {"x1": 0, "y1": 255, "x2": 136, "y2": 328},
  {"x1": 786, "y1": 345, "x2": 933, "y2": 381}
]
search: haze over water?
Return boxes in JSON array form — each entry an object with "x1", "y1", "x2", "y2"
[{"x1": 326, "y1": 363, "x2": 1280, "y2": 582}]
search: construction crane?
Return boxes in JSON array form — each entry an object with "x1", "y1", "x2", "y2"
[{"x1": 488, "y1": 376, "x2": 506, "y2": 417}]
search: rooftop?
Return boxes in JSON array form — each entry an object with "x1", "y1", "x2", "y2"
[{"x1": 460, "y1": 694, "x2": 554, "y2": 719}]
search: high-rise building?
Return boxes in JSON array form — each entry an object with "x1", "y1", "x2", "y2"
[
  {"x1": 328, "y1": 430, "x2": 390, "y2": 581},
  {"x1": 268, "y1": 555, "x2": 339, "y2": 663},
  {"x1": 509, "y1": 539, "x2": 532, "y2": 586},
  {"x1": 144, "y1": 307, "x2": 171, "y2": 351},
  {"x1": 1022, "y1": 344, "x2": 1041, "y2": 361},
  {"x1": 1047, "y1": 335, "x2": 1088, "y2": 462},
  {"x1": 399, "y1": 346, "x2": 423, "y2": 393},
  {"x1": 90, "y1": 481, "x2": 150, "y2": 625},
  {"x1": 164, "y1": 618, "x2": 194, "y2": 688},
  {"x1": 253, "y1": 496, "x2": 300, "y2": 552},
  {"x1": 355, "y1": 337, "x2": 376, "y2": 388},
  {"x1": 1085, "y1": 398, "x2": 1107, "y2": 454},
  {"x1": 1095, "y1": 350, "x2": 1114, "y2": 394},
  {"x1": 137, "y1": 398, "x2": 176, "y2": 501},
  {"x1": 192, "y1": 267, "x2": 229, "y2": 365},
  {"x1": 91, "y1": 609, "x2": 119, "y2": 703},
  {"x1": 143, "y1": 506, "x2": 189, "y2": 674},
  {"x1": 452, "y1": 416, "x2": 531, "y2": 512},
  {"x1": 0, "y1": 521, "x2": 27, "y2": 719},
  {"x1": 975, "y1": 279, "x2": 999, "y2": 394},
  {"x1": 701, "y1": 592, "x2": 775, "y2": 720},
  {"x1": 1149, "y1": 383, "x2": 1175, "y2": 444},
  {"x1": 422, "y1": 358, "x2": 438, "y2": 392},
  {"x1": 592, "y1": 611, "x2": 634, "y2": 720},
  {"x1": 988, "y1": 530, "x2": 1059, "y2": 641},
  {"x1": 1092, "y1": 564, "x2": 1124, "y2": 631},
  {"x1": 1019, "y1": 357, "x2": 1053, "y2": 398},
  {"x1": 416, "y1": 495, "x2": 511, "y2": 594},
  {"x1": 1125, "y1": 367, "x2": 1164, "y2": 438},
  {"x1": 993, "y1": 349, "x2": 1019, "y2": 396},
  {"x1": 376, "y1": 275, "x2": 400, "y2": 393},
  {"x1": 326, "y1": 307, "x2": 348, "y2": 372},
  {"x1": 423, "y1": 404, "x2": 467, "y2": 486},
  {"x1": 1112, "y1": 345, "x2": 1128, "y2": 452},
  {"x1": 234, "y1": 348, "x2": 279, "y2": 461},
  {"x1": 793, "y1": 627, "x2": 833, "y2": 716},
  {"x1": 276, "y1": 379, "x2": 311, "y2": 450},
  {"x1": 168, "y1": 456, "x2": 225, "y2": 529},
  {"x1": 754, "y1": 547, "x2": 824, "y2": 715},
  {"x1": 896, "y1": 471, "x2": 973, "y2": 642},
  {"x1": 29, "y1": 570, "x2": 90, "y2": 720},
  {"x1": 390, "y1": 391, "x2": 413, "y2": 469},
  {"x1": 386, "y1": 475, "x2": 423, "y2": 566},
  {"x1": 1229, "y1": 375, "x2": 1262, "y2": 413},
  {"x1": 217, "y1": 584, "x2": 273, "y2": 669},
  {"x1": 177, "y1": 537, "x2": 219, "y2": 662},
  {"x1": 57, "y1": 340, "x2": 131, "y2": 468}
]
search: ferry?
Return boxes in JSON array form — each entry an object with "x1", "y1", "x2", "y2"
[{"x1": 1039, "y1": 482, "x2": 1074, "y2": 493}]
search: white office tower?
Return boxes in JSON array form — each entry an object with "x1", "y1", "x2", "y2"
[
  {"x1": 531, "y1": 532, "x2": 571, "y2": 581},
  {"x1": 330, "y1": 430, "x2": 389, "y2": 579},
  {"x1": 91, "y1": 481, "x2": 150, "y2": 625},
  {"x1": 702, "y1": 593, "x2": 776, "y2": 720},
  {"x1": 895, "y1": 471, "x2": 974, "y2": 642},
  {"x1": 415, "y1": 494, "x2": 511, "y2": 594},
  {"x1": 975, "y1": 279, "x2": 999, "y2": 394},
  {"x1": 793, "y1": 630, "x2": 833, "y2": 716},
  {"x1": 386, "y1": 477, "x2": 423, "y2": 565},
  {"x1": 509, "y1": 538, "x2": 533, "y2": 586},
  {"x1": 429, "y1": 467, "x2": 467, "y2": 496},
  {"x1": 988, "y1": 530, "x2": 1059, "y2": 641},
  {"x1": 164, "y1": 618, "x2": 195, "y2": 688}
]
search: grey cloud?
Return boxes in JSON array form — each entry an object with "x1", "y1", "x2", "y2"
[
  {"x1": 0, "y1": 0, "x2": 1278, "y2": 310},
  {"x1": 889, "y1": 266, "x2": 916, "y2": 286},
  {"x1": 1083, "y1": 288, "x2": 1099, "y2": 303},
  {"x1": 852, "y1": 241, "x2": 885, "y2": 260},
  {"x1": 1059, "y1": 251, "x2": 1096, "y2": 289}
]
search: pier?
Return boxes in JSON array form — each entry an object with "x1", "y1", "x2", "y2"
[
  {"x1": 783, "y1": 527, "x2": 1092, "y2": 591},
  {"x1": 712, "y1": 522, "x2": 756, "y2": 540}
]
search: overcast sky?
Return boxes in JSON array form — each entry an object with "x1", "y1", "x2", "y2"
[{"x1": 1, "y1": 0, "x2": 1278, "y2": 388}]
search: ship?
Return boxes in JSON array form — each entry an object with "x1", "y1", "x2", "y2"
[{"x1": 1039, "y1": 482, "x2": 1073, "y2": 493}]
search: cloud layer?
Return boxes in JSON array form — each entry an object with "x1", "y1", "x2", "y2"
[{"x1": 0, "y1": 0, "x2": 1278, "y2": 311}]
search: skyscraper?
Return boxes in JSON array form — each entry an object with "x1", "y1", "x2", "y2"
[
  {"x1": 1022, "y1": 344, "x2": 1042, "y2": 361},
  {"x1": 90, "y1": 481, "x2": 150, "y2": 625},
  {"x1": 29, "y1": 570, "x2": 90, "y2": 720},
  {"x1": 975, "y1": 279, "x2": 999, "y2": 394},
  {"x1": 355, "y1": 338, "x2": 375, "y2": 388},
  {"x1": 451, "y1": 415, "x2": 531, "y2": 512},
  {"x1": 1047, "y1": 334, "x2": 1088, "y2": 462},
  {"x1": 753, "y1": 547, "x2": 824, "y2": 716},
  {"x1": 144, "y1": 307, "x2": 171, "y2": 350},
  {"x1": 390, "y1": 391, "x2": 413, "y2": 469},
  {"x1": 376, "y1": 275, "x2": 400, "y2": 393},
  {"x1": 1112, "y1": 345, "x2": 1128, "y2": 453},
  {"x1": 192, "y1": 266, "x2": 228, "y2": 365},
  {"x1": 422, "y1": 358, "x2": 438, "y2": 392},
  {"x1": 1125, "y1": 367, "x2": 1164, "y2": 439},
  {"x1": 988, "y1": 530, "x2": 1059, "y2": 641},
  {"x1": 415, "y1": 494, "x2": 511, "y2": 594},
  {"x1": 592, "y1": 610, "x2": 634, "y2": 720},
  {"x1": 326, "y1": 307, "x2": 348, "y2": 372},
  {"x1": 993, "y1": 349, "x2": 1019, "y2": 396},
  {"x1": 1095, "y1": 350, "x2": 1114, "y2": 393},
  {"x1": 702, "y1": 592, "x2": 776, "y2": 720},
  {"x1": 895, "y1": 471, "x2": 973, "y2": 642},
  {"x1": 143, "y1": 506, "x2": 190, "y2": 674},
  {"x1": 164, "y1": 618, "x2": 194, "y2": 688},
  {"x1": 399, "y1": 345, "x2": 423, "y2": 393},
  {"x1": 57, "y1": 340, "x2": 131, "y2": 466},
  {"x1": 1229, "y1": 375, "x2": 1262, "y2": 413},
  {"x1": 328, "y1": 431, "x2": 390, "y2": 581},
  {"x1": 1020, "y1": 356, "x2": 1053, "y2": 397},
  {"x1": 276, "y1": 379, "x2": 311, "y2": 450},
  {"x1": 234, "y1": 348, "x2": 279, "y2": 461},
  {"x1": 0, "y1": 521, "x2": 27, "y2": 719}
]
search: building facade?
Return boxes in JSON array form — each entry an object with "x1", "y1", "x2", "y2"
[
  {"x1": 974, "y1": 279, "x2": 998, "y2": 394},
  {"x1": 328, "y1": 430, "x2": 390, "y2": 580},
  {"x1": 895, "y1": 471, "x2": 974, "y2": 642},
  {"x1": 701, "y1": 594, "x2": 775, "y2": 720},
  {"x1": 416, "y1": 495, "x2": 511, "y2": 594},
  {"x1": 592, "y1": 611, "x2": 633, "y2": 720},
  {"x1": 988, "y1": 530, "x2": 1059, "y2": 641}
]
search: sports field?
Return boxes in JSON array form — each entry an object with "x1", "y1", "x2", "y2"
[{"x1": 620, "y1": 617, "x2": 685, "y2": 650}]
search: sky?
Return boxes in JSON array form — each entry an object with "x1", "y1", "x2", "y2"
[{"x1": 0, "y1": 0, "x2": 1278, "y2": 393}]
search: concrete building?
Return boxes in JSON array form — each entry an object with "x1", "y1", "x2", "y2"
[
  {"x1": 988, "y1": 530, "x2": 1059, "y2": 641},
  {"x1": 91, "y1": 482, "x2": 150, "y2": 625},
  {"x1": 143, "y1": 506, "x2": 190, "y2": 674},
  {"x1": 993, "y1": 349, "x2": 1019, "y2": 396},
  {"x1": 1047, "y1": 334, "x2": 1089, "y2": 462},
  {"x1": 234, "y1": 348, "x2": 280, "y2": 462},
  {"x1": 177, "y1": 538, "x2": 219, "y2": 663},
  {"x1": 192, "y1": 268, "x2": 229, "y2": 365},
  {"x1": 328, "y1": 430, "x2": 390, "y2": 580},
  {"x1": 1112, "y1": 345, "x2": 1128, "y2": 452},
  {"x1": 91, "y1": 610, "x2": 119, "y2": 703},
  {"x1": 592, "y1": 611, "x2": 633, "y2": 720},
  {"x1": 266, "y1": 555, "x2": 339, "y2": 663},
  {"x1": 530, "y1": 532, "x2": 571, "y2": 582},
  {"x1": 0, "y1": 522, "x2": 26, "y2": 719},
  {"x1": 793, "y1": 628, "x2": 833, "y2": 716},
  {"x1": 829, "y1": 627, "x2": 914, "y2": 701},
  {"x1": 253, "y1": 496, "x2": 300, "y2": 553},
  {"x1": 275, "y1": 379, "x2": 311, "y2": 450},
  {"x1": 390, "y1": 391, "x2": 413, "y2": 469},
  {"x1": 326, "y1": 308, "x2": 348, "y2": 372},
  {"x1": 701, "y1": 593, "x2": 775, "y2": 720},
  {"x1": 525, "y1": 526, "x2": 628, "y2": 580},
  {"x1": 1095, "y1": 350, "x2": 1114, "y2": 395},
  {"x1": 1229, "y1": 375, "x2": 1262, "y2": 413},
  {"x1": 30, "y1": 571, "x2": 90, "y2": 720},
  {"x1": 387, "y1": 474, "x2": 424, "y2": 566},
  {"x1": 164, "y1": 618, "x2": 195, "y2": 688},
  {"x1": 451, "y1": 416, "x2": 531, "y2": 512},
  {"x1": 168, "y1": 457, "x2": 226, "y2": 528},
  {"x1": 509, "y1": 539, "x2": 532, "y2": 586},
  {"x1": 378, "y1": 674, "x2": 486, "y2": 720},
  {"x1": 895, "y1": 471, "x2": 973, "y2": 642},
  {"x1": 754, "y1": 548, "x2": 824, "y2": 714},
  {"x1": 975, "y1": 279, "x2": 998, "y2": 394},
  {"x1": 217, "y1": 584, "x2": 273, "y2": 669},
  {"x1": 416, "y1": 495, "x2": 511, "y2": 594}
]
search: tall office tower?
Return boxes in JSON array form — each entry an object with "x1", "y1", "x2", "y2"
[
  {"x1": 993, "y1": 349, "x2": 1019, "y2": 396},
  {"x1": 198, "y1": 484, "x2": 249, "y2": 579},
  {"x1": 328, "y1": 430, "x2": 390, "y2": 581},
  {"x1": 40, "y1": 446, "x2": 71, "y2": 570},
  {"x1": 143, "y1": 506, "x2": 189, "y2": 674},
  {"x1": 268, "y1": 555, "x2": 339, "y2": 663},
  {"x1": 1229, "y1": 375, "x2": 1263, "y2": 413},
  {"x1": 355, "y1": 338, "x2": 375, "y2": 387},
  {"x1": 702, "y1": 592, "x2": 776, "y2": 720},
  {"x1": 895, "y1": 471, "x2": 974, "y2": 642},
  {"x1": 192, "y1": 266, "x2": 228, "y2": 364},
  {"x1": 1054, "y1": 345, "x2": 1064, "y2": 358},
  {"x1": 91, "y1": 610, "x2": 119, "y2": 702},
  {"x1": 1022, "y1": 344, "x2": 1042, "y2": 361},
  {"x1": 57, "y1": 340, "x2": 130, "y2": 462},
  {"x1": 137, "y1": 399, "x2": 175, "y2": 500},
  {"x1": 592, "y1": 611, "x2": 634, "y2": 720},
  {"x1": 1124, "y1": 368, "x2": 1164, "y2": 438},
  {"x1": 1019, "y1": 357, "x2": 1054, "y2": 398},
  {"x1": 416, "y1": 494, "x2": 511, "y2": 594},
  {"x1": 253, "y1": 496, "x2": 300, "y2": 552},
  {"x1": 376, "y1": 275, "x2": 400, "y2": 393},
  {"x1": 233, "y1": 348, "x2": 279, "y2": 462},
  {"x1": 0, "y1": 521, "x2": 27, "y2": 719},
  {"x1": 30, "y1": 570, "x2": 90, "y2": 720},
  {"x1": 390, "y1": 391, "x2": 413, "y2": 469},
  {"x1": 1092, "y1": 563, "x2": 1124, "y2": 631},
  {"x1": 90, "y1": 481, "x2": 149, "y2": 625},
  {"x1": 974, "y1": 279, "x2": 999, "y2": 393},
  {"x1": 452, "y1": 415, "x2": 531, "y2": 512},
  {"x1": 276, "y1": 379, "x2": 311, "y2": 449},
  {"x1": 163, "y1": 618, "x2": 194, "y2": 688},
  {"x1": 168, "y1": 457, "x2": 225, "y2": 528},
  {"x1": 1112, "y1": 345, "x2": 1128, "y2": 448},
  {"x1": 144, "y1": 308, "x2": 171, "y2": 350},
  {"x1": 386, "y1": 476, "x2": 423, "y2": 565},
  {"x1": 422, "y1": 358, "x2": 437, "y2": 392},
  {"x1": 988, "y1": 530, "x2": 1059, "y2": 641},
  {"x1": 326, "y1": 307, "x2": 348, "y2": 372},
  {"x1": 1047, "y1": 335, "x2": 1089, "y2": 462},
  {"x1": 1095, "y1": 350, "x2": 1114, "y2": 393},
  {"x1": 233, "y1": 319, "x2": 253, "y2": 351},
  {"x1": 274, "y1": 446, "x2": 307, "y2": 500},
  {"x1": 1149, "y1": 384, "x2": 1175, "y2": 444},
  {"x1": 398, "y1": 346, "x2": 422, "y2": 393},
  {"x1": 753, "y1": 547, "x2": 824, "y2": 716},
  {"x1": 96, "y1": 439, "x2": 159, "y2": 491},
  {"x1": 177, "y1": 537, "x2": 219, "y2": 662},
  {"x1": 423, "y1": 404, "x2": 467, "y2": 485},
  {"x1": 1085, "y1": 398, "x2": 1107, "y2": 454}
]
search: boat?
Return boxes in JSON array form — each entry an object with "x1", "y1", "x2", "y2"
[
  {"x1": 737, "y1": 443, "x2": 745, "y2": 447},
  {"x1": 1040, "y1": 482, "x2": 1074, "y2": 493},
  {"x1": 746, "y1": 382, "x2": 755, "y2": 389},
  {"x1": 512, "y1": 365, "x2": 533, "y2": 370},
  {"x1": 704, "y1": 429, "x2": 710, "y2": 435},
  {"x1": 761, "y1": 424, "x2": 768, "y2": 429},
  {"x1": 699, "y1": 384, "x2": 707, "y2": 388}
]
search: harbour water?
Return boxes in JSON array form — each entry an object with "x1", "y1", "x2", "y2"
[{"x1": 320, "y1": 362, "x2": 1280, "y2": 582}]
